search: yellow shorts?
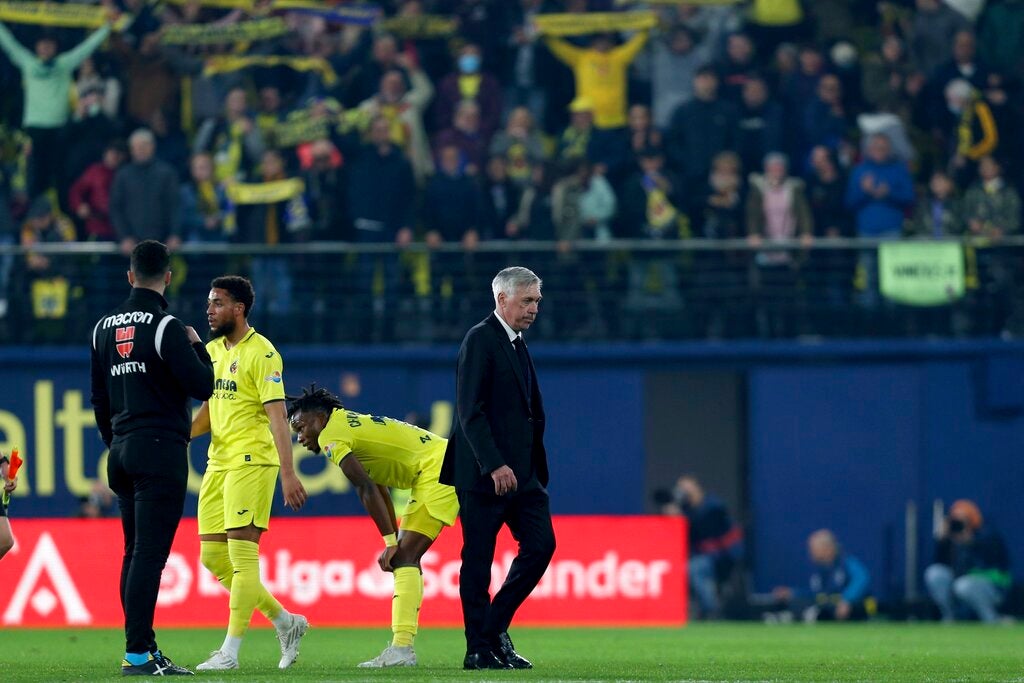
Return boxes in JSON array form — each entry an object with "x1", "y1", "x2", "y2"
[
  {"x1": 401, "y1": 473, "x2": 459, "y2": 541},
  {"x1": 198, "y1": 465, "x2": 279, "y2": 535}
]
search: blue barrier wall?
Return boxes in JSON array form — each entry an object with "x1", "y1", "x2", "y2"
[{"x1": 2, "y1": 340, "x2": 1022, "y2": 600}]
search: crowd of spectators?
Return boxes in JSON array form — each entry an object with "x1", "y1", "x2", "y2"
[{"x1": 0, "y1": 0, "x2": 1023, "y2": 340}]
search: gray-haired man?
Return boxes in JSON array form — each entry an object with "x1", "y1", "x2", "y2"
[
  {"x1": 441, "y1": 266, "x2": 555, "y2": 670},
  {"x1": 110, "y1": 128, "x2": 182, "y2": 256}
]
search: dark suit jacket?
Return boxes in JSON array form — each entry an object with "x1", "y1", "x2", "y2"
[{"x1": 441, "y1": 313, "x2": 548, "y2": 493}]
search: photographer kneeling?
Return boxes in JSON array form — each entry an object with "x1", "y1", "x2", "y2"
[{"x1": 925, "y1": 499, "x2": 1011, "y2": 623}]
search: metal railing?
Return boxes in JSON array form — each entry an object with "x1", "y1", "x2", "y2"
[{"x1": 1, "y1": 238, "x2": 1021, "y2": 345}]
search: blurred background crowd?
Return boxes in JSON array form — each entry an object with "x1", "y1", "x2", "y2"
[{"x1": 1, "y1": 0, "x2": 1023, "y2": 343}]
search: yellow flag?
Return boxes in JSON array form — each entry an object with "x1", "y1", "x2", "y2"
[{"x1": 534, "y1": 11, "x2": 657, "y2": 37}]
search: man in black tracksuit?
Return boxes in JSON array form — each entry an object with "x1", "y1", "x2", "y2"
[{"x1": 90, "y1": 240, "x2": 214, "y2": 677}]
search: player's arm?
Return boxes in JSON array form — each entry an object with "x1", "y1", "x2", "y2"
[
  {"x1": 265, "y1": 400, "x2": 308, "y2": 510},
  {"x1": 89, "y1": 340, "x2": 113, "y2": 447},
  {"x1": 160, "y1": 321, "x2": 214, "y2": 401},
  {"x1": 191, "y1": 401, "x2": 210, "y2": 439},
  {"x1": 378, "y1": 484, "x2": 398, "y2": 533},
  {"x1": 338, "y1": 454, "x2": 399, "y2": 571}
]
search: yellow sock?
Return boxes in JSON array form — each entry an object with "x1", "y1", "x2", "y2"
[
  {"x1": 391, "y1": 566, "x2": 422, "y2": 648},
  {"x1": 200, "y1": 541, "x2": 284, "y2": 622},
  {"x1": 226, "y1": 539, "x2": 264, "y2": 638}
]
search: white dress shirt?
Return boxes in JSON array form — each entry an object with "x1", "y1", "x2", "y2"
[{"x1": 494, "y1": 310, "x2": 521, "y2": 344}]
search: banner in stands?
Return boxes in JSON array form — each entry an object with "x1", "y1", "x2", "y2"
[
  {"x1": 160, "y1": 18, "x2": 288, "y2": 45},
  {"x1": 0, "y1": 2, "x2": 130, "y2": 29},
  {"x1": 225, "y1": 178, "x2": 305, "y2": 205},
  {"x1": 203, "y1": 55, "x2": 338, "y2": 85},
  {"x1": 614, "y1": 0, "x2": 741, "y2": 6},
  {"x1": 163, "y1": 0, "x2": 381, "y2": 23},
  {"x1": 378, "y1": 15, "x2": 459, "y2": 38},
  {"x1": 534, "y1": 11, "x2": 658, "y2": 37},
  {"x1": 0, "y1": 517, "x2": 687, "y2": 627},
  {"x1": 878, "y1": 241, "x2": 965, "y2": 306}
]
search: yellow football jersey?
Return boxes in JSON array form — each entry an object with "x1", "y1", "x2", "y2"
[
  {"x1": 206, "y1": 327, "x2": 285, "y2": 471},
  {"x1": 318, "y1": 409, "x2": 446, "y2": 489}
]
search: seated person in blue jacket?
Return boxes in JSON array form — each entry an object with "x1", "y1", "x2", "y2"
[
  {"x1": 924, "y1": 499, "x2": 1011, "y2": 623},
  {"x1": 772, "y1": 529, "x2": 875, "y2": 622},
  {"x1": 673, "y1": 476, "x2": 744, "y2": 619}
]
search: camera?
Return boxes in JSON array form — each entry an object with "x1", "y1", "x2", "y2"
[{"x1": 949, "y1": 518, "x2": 966, "y2": 534}]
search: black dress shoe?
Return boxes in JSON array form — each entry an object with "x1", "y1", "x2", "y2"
[
  {"x1": 495, "y1": 633, "x2": 533, "y2": 669},
  {"x1": 463, "y1": 651, "x2": 511, "y2": 670}
]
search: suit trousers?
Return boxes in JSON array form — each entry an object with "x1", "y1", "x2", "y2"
[
  {"x1": 457, "y1": 486, "x2": 555, "y2": 654},
  {"x1": 107, "y1": 435, "x2": 188, "y2": 655}
]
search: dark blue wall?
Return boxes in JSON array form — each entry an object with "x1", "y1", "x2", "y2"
[
  {"x1": 748, "y1": 353, "x2": 1024, "y2": 598},
  {"x1": 2, "y1": 340, "x2": 1022, "y2": 599}
]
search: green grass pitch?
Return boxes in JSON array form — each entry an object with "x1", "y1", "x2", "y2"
[{"x1": 1, "y1": 624, "x2": 1022, "y2": 682}]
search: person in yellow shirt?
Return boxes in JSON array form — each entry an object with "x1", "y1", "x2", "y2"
[
  {"x1": 288, "y1": 384, "x2": 459, "y2": 669},
  {"x1": 544, "y1": 31, "x2": 648, "y2": 130},
  {"x1": 190, "y1": 275, "x2": 310, "y2": 671}
]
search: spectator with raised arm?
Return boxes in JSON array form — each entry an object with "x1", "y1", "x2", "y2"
[
  {"x1": 356, "y1": 54, "x2": 435, "y2": 182},
  {"x1": 543, "y1": 29, "x2": 649, "y2": 132},
  {"x1": 650, "y1": 24, "x2": 708, "y2": 130},
  {"x1": 0, "y1": 17, "x2": 115, "y2": 198}
]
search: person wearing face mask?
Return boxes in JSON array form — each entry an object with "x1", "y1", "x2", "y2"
[
  {"x1": 356, "y1": 52, "x2": 435, "y2": 183},
  {"x1": 943, "y1": 79, "x2": 999, "y2": 184},
  {"x1": 0, "y1": 18, "x2": 116, "y2": 200},
  {"x1": 434, "y1": 43, "x2": 503, "y2": 141},
  {"x1": 925, "y1": 500, "x2": 1011, "y2": 623}
]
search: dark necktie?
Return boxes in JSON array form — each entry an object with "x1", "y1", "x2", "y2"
[{"x1": 513, "y1": 336, "x2": 532, "y2": 403}]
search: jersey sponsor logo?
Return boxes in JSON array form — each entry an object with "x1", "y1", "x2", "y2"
[
  {"x1": 214, "y1": 379, "x2": 238, "y2": 392},
  {"x1": 229, "y1": 359, "x2": 239, "y2": 374},
  {"x1": 114, "y1": 326, "x2": 135, "y2": 358},
  {"x1": 110, "y1": 362, "x2": 147, "y2": 376},
  {"x1": 265, "y1": 371, "x2": 282, "y2": 383},
  {"x1": 102, "y1": 311, "x2": 154, "y2": 329},
  {"x1": 265, "y1": 352, "x2": 275, "y2": 358}
]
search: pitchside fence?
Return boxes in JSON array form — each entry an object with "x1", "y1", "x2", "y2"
[{"x1": 0, "y1": 238, "x2": 1021, "y2": 345}]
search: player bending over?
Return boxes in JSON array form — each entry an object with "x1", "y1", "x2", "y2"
[{"x1": 288, "y1": 385, "x2": 458, "y2": 668}]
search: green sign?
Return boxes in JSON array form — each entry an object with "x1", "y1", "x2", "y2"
[{"x1": 879, "y1": 241, "x2": 965, "y2": 307}]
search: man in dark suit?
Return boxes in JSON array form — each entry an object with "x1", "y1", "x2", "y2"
[{"x1": 441, "y1": 266, "x2": 555, "y2": 670}]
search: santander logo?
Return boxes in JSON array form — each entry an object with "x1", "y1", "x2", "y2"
[
  {"x1": 150, "y1": 549, "x2": 673, "y2": 607},
  {"x1": 1, "y1": 517, "x2": 687, "y2": 627}
]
